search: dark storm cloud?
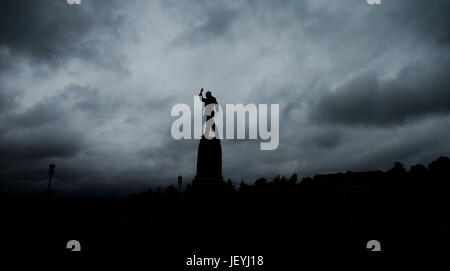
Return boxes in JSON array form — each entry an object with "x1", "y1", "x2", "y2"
[
  {"x1": 172, "y1": 3, "x2": 239, "y2": 46},
  {"x1": 3, "y1": 83, "x2": 115, "y2": 129},
  {"x1": 345, "y1": 119, "x2": 450, "y2": 171},
  {"x1": 304, "y1": 130, "x2": 343, "y2": 150},
  {"x1": 7, "y1": 97, "x2": 66, "y2": 128},
  {"x1": 67, "y1": 84, "x2": 125, "y2": 121},
  {"x1": 0, "y1": 127, "x2": 83, "y2": 162},
  {"x1": 0, "y1": 82, "x2": 120, "y2": 194},
  {"x1": 309, "y1": 60, "x2": 450, "y2": 126},
  {"x1": 388, "y1": 0, "x2": 450, "y2": 46},
  {"x1": 0, "y1": 0, "x2": 124, "y2": 67},
  {"x1": 0, "y1": 81, "x2": 129, "y2": 186},
  {"x1": 2, "y1": 0, "x2": 450, "y2": 196},
  {"x1": 0, "y1": 85, "x2": 96, "y2": 164},
  {"x1": 0, "y1": 89, "x2": 20, "y2": 114},
  {"x1": 193, "y1": 8, "x2": 238, "y2": 39}
]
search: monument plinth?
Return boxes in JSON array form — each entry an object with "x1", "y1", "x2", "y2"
[{"x1": 192, "y1": 136, "x2": 224, "y2": 190}]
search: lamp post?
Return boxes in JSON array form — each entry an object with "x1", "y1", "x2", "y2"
[
  {"x1": 178, "y1": 176, "x2": 182, "y2": 193},
  {"x1": 48, "y1": 164, "x2": 56, "y2": 191},
  {"x1": 44, "y1": 163, "x2": 56, "y2": 199}
]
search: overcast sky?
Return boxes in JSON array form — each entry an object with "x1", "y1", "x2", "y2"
[{"x1": 1, "y1": 0, "x2": 449, "y2": 196}]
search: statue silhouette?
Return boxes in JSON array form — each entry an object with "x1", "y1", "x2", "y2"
[
  {"x1": 199, "y1": 88, "x2": 219, "y2": 135},
  {"x1": 193, "y1": 88, "x2": 224, "y2": 192}
]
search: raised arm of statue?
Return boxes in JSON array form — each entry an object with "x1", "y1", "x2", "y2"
[{"x1": 198, "y1": 88, "x2": 206, "y2": 102}]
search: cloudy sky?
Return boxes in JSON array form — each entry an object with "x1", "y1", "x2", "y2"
[{"x1": 1, "y1": 0, "x2": 449, "y2": 196}]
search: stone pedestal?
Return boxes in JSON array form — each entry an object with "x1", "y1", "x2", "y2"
[{"x1": 192, "y1": 136, "x2": 224, "y2": 191}]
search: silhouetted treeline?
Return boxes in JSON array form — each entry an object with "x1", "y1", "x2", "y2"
[
  {"x1": 117, "y1": 156, "x2": 450, "y2": 260},
  {"x1": 2, "y1": 157, "x2": 449, "y2": 262},
  {"x1": 127, "y1": 156, "x2": 450, "y2": 203}
]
